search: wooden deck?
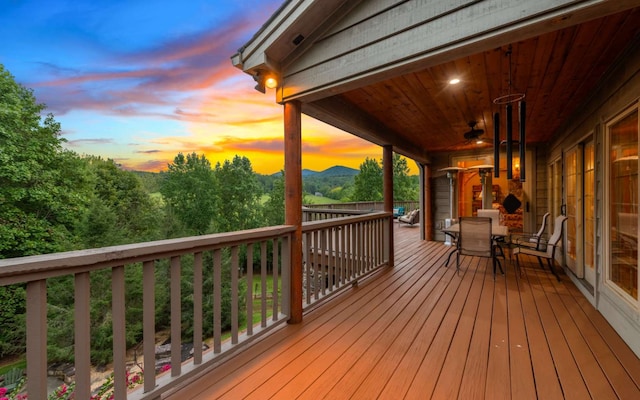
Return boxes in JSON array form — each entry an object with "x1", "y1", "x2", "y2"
[{"x1": 169, "y1": 223, "x2": 640, "y2": 399}]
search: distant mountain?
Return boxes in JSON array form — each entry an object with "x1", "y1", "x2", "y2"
[
  {"x1": 273, "y1": 165, "x2": 358, "y2": 178},
  {"x1": 302, "y1": 165, "x2": 359, "y2": 177}
]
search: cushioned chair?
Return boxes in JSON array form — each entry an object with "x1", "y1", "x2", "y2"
[
  {"x1": 513, "y1": 212, "x2": 550, "y2": 250},
  {"x1": 457, "y1": 217, "x2": 504, "y2": 278},
  {"x1": 513, "y1": 215, "x2": 568, "y2": 281},
  {"x1": 398, "y1": 209, "x2": 419, "y2": 225},
  {"x1": 477, "y1": 208, "x2": 507, "y2": 260}
]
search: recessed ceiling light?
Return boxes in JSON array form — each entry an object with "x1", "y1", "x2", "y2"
[{"x1": 449, "y1": 78, "x2": 460, "y2": 85}]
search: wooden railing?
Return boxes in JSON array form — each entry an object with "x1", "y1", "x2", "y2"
[
  {"x1": 302, "y1": 207, "x2": 370, "y2": 221},
  {"x1": 0, "y1": 226, "x2": 294, "y2": 400},
  {"x1": 303, "y1": 200, "x2": 419, "y2": 214},
  {"x1": 301, "y1": 211, "x2": 391, "y2": 309},
  {"x1": 0, "y1": 210, "x2": 392, "y2": 399}
]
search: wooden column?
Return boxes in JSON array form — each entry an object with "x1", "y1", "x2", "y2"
[
  {"x1": 419, "y1": 163, "x2": 433, "y2": 241},
  {"x1": 383, "y1": 145, "x2": 394, "y2": 268},
  {"x1": 284, "y1": 100, "x2": 303, "y2": 324}
]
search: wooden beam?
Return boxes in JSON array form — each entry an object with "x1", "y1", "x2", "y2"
[
  {"x1": 284, "y1": 100, "x2": 303, "y2": 324},
  {"x1": 303, "y1": 97, "x2": 432, "y2": 165},
  {"x1": 383, "y1": 145, "x2": 394, "y2": 268}
]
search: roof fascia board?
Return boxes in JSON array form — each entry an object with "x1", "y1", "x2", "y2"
[{"x1": 233, "y1": 0, "x2": 351, "y2": 73}]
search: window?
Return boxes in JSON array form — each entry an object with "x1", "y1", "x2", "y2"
[{"x1": 608, "y1": 108, "x2": 638, "y2": 300}]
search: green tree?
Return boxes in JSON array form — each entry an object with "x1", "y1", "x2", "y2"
[
  {"x1": 352, "y1": 157, "x2": 383, "y2": 201},
  {"x1": 263, "y1": 170, "x2": 285, "y2": 226},
  {"x1": 160, "y1": 152, "x2": 218, "y2": 235},
  {"x1": 79, "y1": 157, "x2": 162, "y2": 247},
  {"x1": 0, "y1": 64, "x2": 93, "y2": 361},
  {"x1": 214, "y1": 155, "x2": 262, "y2": 233},
  {"x1": 392, "y1": 153, "x2": 418, "y2": 201},
  {"x1": 0, "y1": 65, "x2": 91, "y2": 258}
]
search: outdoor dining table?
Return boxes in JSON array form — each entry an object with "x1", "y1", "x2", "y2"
[{"x1": 441, "y1": 223, "x2": 510, "y2": 267}]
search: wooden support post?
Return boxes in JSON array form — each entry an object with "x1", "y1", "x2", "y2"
[
  {"x1": 383, "y1": 145, "x2": 394, "y2": 268},
  {"x1": 420, "y1": 163, "x2": 432, "y2": 241},
  {"x1": 284, "y1": 100, "x2": 303, "y2": 324}
]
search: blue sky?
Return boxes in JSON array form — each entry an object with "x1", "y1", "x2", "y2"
[{"x1": 0, "y1": 0, "x2": 381, "y2": 174}]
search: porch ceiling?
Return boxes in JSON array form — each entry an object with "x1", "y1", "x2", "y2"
[{"x1": 302, "y1": 8, "x2": 640, "y2": 164}]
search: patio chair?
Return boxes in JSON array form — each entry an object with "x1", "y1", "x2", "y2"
[
  {"x1": 513, "y1": 212, "x2": 550, "y2": 250},
  {"x1": 513, "y1": 215, "x2": 568, "y2": 281},
  {"x1": 477, "y1": 208, "x2": 507, "y2": 260},
  {"x1": 457, "y1": 217, "x2": 504, "y2": 278},
  {"x1": 398, "y1": 209, "x2": 419, "y2": 225},
  {"x1": 2, "y1": 367, "x2": 24, "y2": 392}
]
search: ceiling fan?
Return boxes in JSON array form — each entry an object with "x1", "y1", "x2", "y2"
[{"x1": 463, "y1": 121, "x2": 484, "y2": 141}]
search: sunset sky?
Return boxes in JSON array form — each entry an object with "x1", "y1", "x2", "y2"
[{"x1": 0, "y1": 0, "x2": 390, "y2": 175}]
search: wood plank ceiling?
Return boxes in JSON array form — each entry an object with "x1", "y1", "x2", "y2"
[{"x1": 336, "y1": 8, "x2": 640, "y2": 156}]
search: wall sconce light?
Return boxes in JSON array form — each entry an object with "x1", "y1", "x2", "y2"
[
  {"x1": 253, "y1": 71, "x2": 279, "y2": 93},
  {"x1": 265, "y1": 75, "x2": 278, "y2": 89}
]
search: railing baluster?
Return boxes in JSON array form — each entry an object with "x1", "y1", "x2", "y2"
[
  {"x1": 231, "y1": 246, "x2": 239, "y2": 344},
  {"x1": 143, "y1": 260, "x2": 156, "y2": 392},
  {"x1": 272, "y1": 238, "x2": 279, "y2": 321},
  {"x1": 112, "y1": 265, "x2": 127, "y2": 399},
  {"x1": 304, "y1": 231, "x2": 311, "y2": 305},
  {"x1": 320, "y1": 228, "x2": 327, "y2": 296},
  {"x1": 261, "y1": 241, "x2": 267, "y2": 328},
  {"x1": 213, "y1": 249, "x2": 222, "y2": 354},
  {"x1": 74, "y1": 272, "x2": 91, "y2": 398},
  {"x1": 328, "y1": 227, "x2": 334, "y2": 291},
  {"x1": 170, "y1": 256, "x2": 181, "y2": 376},
  {"x1": 26, "y1": 280, "x2": 47, "y2": 400},
  {"x1": 313, "y1": 231, "x2": 319, "y2": 300},
  {"x1": 193, "y1": 252, "x2": 203, "y2": 364},
  {"x1": 281, "y1": 235, "x2": 291, "y2": 317},
  {"x1": 246, "y1": 244, "x2": 254, "y2": 335}
]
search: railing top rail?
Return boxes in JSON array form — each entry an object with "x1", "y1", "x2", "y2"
[
  {"x1": 302, "y1": 211, "x2": 390, "y2": 232},
  {"x1": 0, "y1": 225, "x2": 295, "y2": 285},
  {"x1": 302, "y1": 208, "x2": 371, "y2": 215}
]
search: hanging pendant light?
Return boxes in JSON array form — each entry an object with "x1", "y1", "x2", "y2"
[
  {"x1": 494, "y1": 112, "x2": 500, "y2": 178},
  {"x1": 493, "y1": 45, "x2": 526, "y2": 181}
]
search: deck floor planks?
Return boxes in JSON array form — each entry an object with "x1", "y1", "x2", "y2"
[
  {"x1": 375, "y1": 255, "x2": 475, "y2": 399},
  {"x1": 456, "y1": 257, "x2": 495, "y2": 399},
  {"x1": 220, "y1": 243, "x2": 446, "y2": 399},
  {"x1": 485, "y1": 260, "x2": 512, "y2": 400},
  {"x1": 523, "y1": 264, "x2": 592, "y2": 399},
  {"x1": 169, "y1": 226, "x2": 640, "y2": 400},
  {"x1": 429, "y1": 257, "x2": 489, "y2": 400},
  {"x1": 566, "y1": 281, "x2": 640, "y2": 390},
  {"x1": 403, "y1": 255, "x2": 484, "y2": 398},
  {"x1": 175, "y1": 239, "x2": 442, "y2": 399},
  {"x1": 269, "y1": 249, "x2": 452, "y2": 399},
  {"x1": 505, "y1": 264, "x2": 537, "y2": 400},
  {"x1": 515, "y1": 264, "x2": 565, "y2": 399},
  {"x1": 339, "y1": 252, "x2": 469, "y2": 398},
  {"x1": 320, "y1": 253, "x2": 466, "y2": 399},
  {"x1": 556, "y1": 281, "x2": 640, "y2": 399},
  {"x1": 538, "y1": 270, "x2": 618, "y2": 399}
]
